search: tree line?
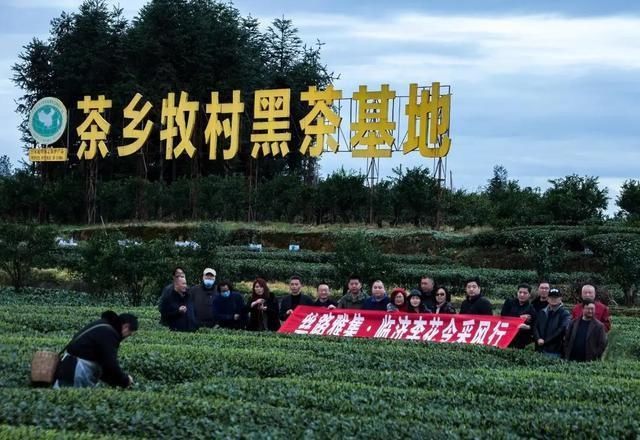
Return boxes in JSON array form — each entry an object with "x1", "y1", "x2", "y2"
[
  {"x1": 1, "y1": 158, "x2": 640, "y2": 228},
  {"x1": 8, "y1": 1, "x2": 640, "y2": 228},
  {"x1": 12, "y1": 0, "x2": 333, "y2": 223}
]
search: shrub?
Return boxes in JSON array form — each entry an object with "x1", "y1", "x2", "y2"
[
  {"x1": 332, "y1": 231, "x2": 392, "y2": 289},
  {"x1": 78, "y1": 231, "x2": 175, "y2": 305},
  {"x1": 0, "y1": 223, "x2": 56, "y2": 291}
]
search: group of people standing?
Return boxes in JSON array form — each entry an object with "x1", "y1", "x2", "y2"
[
  {"x1": 51, "y1": 268, "x2": 611, "y2": 391},
  {"x1": 157, "y1": 270, "x2": 457, "y2": 333},
  {"x1": 159, "y1": 268, "x2": 610, "y2": 362}
]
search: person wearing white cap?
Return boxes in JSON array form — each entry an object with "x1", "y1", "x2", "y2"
[{"x1": 190, "y1": 267, "x2": 218, "y2": 327}]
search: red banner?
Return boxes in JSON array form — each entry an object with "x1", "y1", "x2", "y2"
[{"x1": 278, "y1": 306, "x2": 525, "y2": 349}]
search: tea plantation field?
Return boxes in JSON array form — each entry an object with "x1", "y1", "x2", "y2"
[{"x1": 1, "y1": 302, "x2": 640, "y2": 439}]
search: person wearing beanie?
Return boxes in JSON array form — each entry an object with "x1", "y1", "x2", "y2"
[{"x1": 54, "y1": 310, "x2": 138, "y2": 389}]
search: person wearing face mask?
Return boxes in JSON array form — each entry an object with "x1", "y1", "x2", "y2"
[
  {"x1": 190, "y1": 268, "x2": 219, "y2": 328},
  {"x1": 212, "y1": 281, "x2": 246, "y2": 329}
]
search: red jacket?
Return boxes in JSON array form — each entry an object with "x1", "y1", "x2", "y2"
[{"x1": 571, "y1": 301, "x2": 611, "y2": 332}]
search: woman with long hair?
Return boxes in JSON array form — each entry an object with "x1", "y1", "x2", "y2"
[
  {"x1": 434, "y1": 286, "x2": 456, "y2": 314},
  {"x1": 407, "y1": 291, "x2": 429, "y2": 313},
  {"x1": 246, "y1": 278, "x2": 280, "y2": 331}
]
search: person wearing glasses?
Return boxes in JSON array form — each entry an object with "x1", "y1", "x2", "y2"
[{"x1": 433, "y1": 286, "x2": 455, "y2": 314}]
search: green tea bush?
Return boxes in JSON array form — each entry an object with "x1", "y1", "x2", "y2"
[{"x1": 1, "y1": 301, "x2": 640, "y2": 438}]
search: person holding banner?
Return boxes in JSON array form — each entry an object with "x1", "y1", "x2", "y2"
[
  {"x1": 433, "y1": 287, "x2": 455, "y2": 314},
  {"x1": 279, "y1": 276, "x2": 314, "y2": 321},
  {"x1": 500, "y1": 284, "x2": 536, "y2": 349},
  {"x1": 459, "y1": 278, "x2": 493, "y2": 316},
  {"x1": 387, "y1": 288, "x2": 408, "y2": 312},
  {"x1": 313, "y1": 283, "x2": 338, "y2": 309},
  {"x1": 362, "y1": 280, "x2": 390, "y2": 311},
  {"x1": 337, "y1": 275, "x2": 368, "y2": 309}
]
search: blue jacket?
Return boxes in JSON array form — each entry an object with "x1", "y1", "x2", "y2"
[
  {"x1": 362, "y1": 295, "x2": 390, "y2": 311},
  {"x1": 212, "y1": 292, "x2": 246, "y2": 329}
]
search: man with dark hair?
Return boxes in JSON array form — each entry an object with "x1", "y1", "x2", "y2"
[
  {"x1": 313, "y1": 283, "x2": 337, "y2": 309},
  {"x1": 212, "y1": 281, "x2": 246, "y2": 329},
  {"x1": 54, "y1": 310, "x2": 138, "y2": 388},
  {"x1": 410, "y1": 276, "x2": 436, "y2": 311},
  {"x1": 532, "y1": 281, "x2": 550, "y2": 312},
  {"x1": 459, "y1": 278, "x2": 493, "y2": 315},
  {"x1": 564, "y1": 300, "x2": 608, "y2": 362},
  {"x1": 190, "y1": 267, "x2": 218, "y2": 327},
  {"x1": 362, "y1": 280, "x2": 390, "y2": 311},
  {"x1": 159, "y1": 267, "x2": 186, "y2": 326},
  {"x1": 534, "y1": 288, "x2": 571, "y2": 358},
  {"x1": 571, "y1": 284, "x2": 611, "y2": 332},
  {"x1": 337, "y1": 274, "x2": 368, "y2": 309},
  {"x1": 279, "y1": 276, "x2": 314, "y2": 321},
  {"x1": 500, "y1": 283, "x2": 536, "y2": 348},
  {"x1": 160, "y1": 277, "x2": 198, "y2": 332}
]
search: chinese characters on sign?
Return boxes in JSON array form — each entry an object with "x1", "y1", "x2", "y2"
[
  {"x1": 28, "y1": 82, "x2": 452, "y2": 162},
  {"x1": 279, "y1": 306, "x2": 523, "y2": 349}
]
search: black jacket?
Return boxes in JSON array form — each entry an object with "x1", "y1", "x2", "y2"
[
  {"x1": 160, "y1": 289, "x2": 199, "y2": 332},
  {"x1": 433, "y1": 302, "x2": 456, "y2": 314},
  {"x1": 407, "y1": 304, "x2": 429, "y2": 314},
  {"x1": 500, "y1": 298, "x2": 536, "y2": 348},
  {"x1": 460, "y1": 294, "x2": 493, "y2": 316},
  {"x1": 564, "y1": 318, "x2": 607, "y2": 361},
  {"x1": 313, "y1": 298, "x2": 338, "y2": 308},
  {"x1": 411, "y1": 288, "x2": 436, "y2": 311},
  {"x1": 158, "y1": 283, "x2": 173, "y2": 325},
  {"x1": 246, "y1": 295, "x2": 280, "y2": 331},
  {"x1": 362, "y1": 296, "x2": 390, "y2": 311},
  {"x1": 62, "y1": 318, "x2": 129, "y2": 388},
  {"x1": 531, "y1": 297, "x2": 548, "y2": 313},
  {"x1": 534, "y1": 304, "x2": 571, "y2": 354},
  {"x1": 190, "y1": 283, "x2": 218, "y2": 327},
  {"x1": 279, "y1": 294, "x2": 314, "y2": 321}
]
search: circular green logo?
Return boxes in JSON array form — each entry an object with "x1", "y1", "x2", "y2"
[{"x1": 28, "y1": 97, "x2": 67, "y2": 145}]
